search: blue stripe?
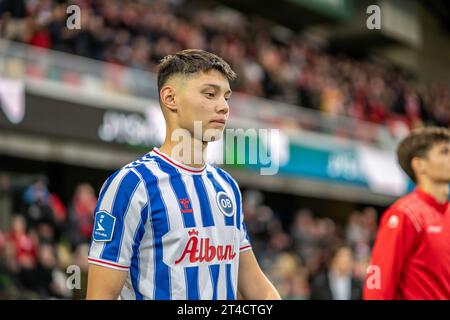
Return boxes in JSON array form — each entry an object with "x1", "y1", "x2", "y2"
[
  {"x1": 134, "y1": 163, "x2": 171, "y2": 300},
  {"x1": 242, "y1": 221, "x2": 250, "y2": 241},
  {"x1": 193, "y1": 175, "x2": 215, "y2": 227},
  {"x1": 206, "y1": 171, "x2": 234, "y2": 226},
  {"x1": 94, "y1": 170, "x2": 121, "y2": 213},
  {"x1": 215, "y1": 168, "x2": 241, "y2": 231},
  {"x1": 125, "y1": 159, "x2": 152, "y2": 169},
  {"x1": 225, "y1": 263, "x2": 235, "y2": 300},
  {"x1": 124, "y1": 154, "x2": 154, "y2": 169},
  {"x1": 152, "y1": 157, "x2": 196, "y2": 228},
  {"x1": 184, "y1": 266, "x2": 200, "y2": 300},
  {"x1": 88, "y1": 170, "x2": 121, "y2": 256},
  {"x1": 209, "y1": 264, "x2": 220, "y2": 300},
  {"x1": 101, "y1": 170, "x2": 141, "y2": 263},
  {"x1": 130, "y1": 203, "x2": 148, "y2": 300}
]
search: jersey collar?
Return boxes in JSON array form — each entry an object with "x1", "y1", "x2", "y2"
[
  {"x1": 151, "y1": 147, "x2": 206, "y2": 175},
  {"x1": 414, "y1": 187, "x2": 449, "y2": 214}
]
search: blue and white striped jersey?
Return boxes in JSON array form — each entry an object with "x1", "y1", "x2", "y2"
[{"x1": 88, "y1": 148, "x2": 252, "y2": 300}]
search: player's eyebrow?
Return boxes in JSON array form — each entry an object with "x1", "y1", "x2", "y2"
[{"x1": 202, "y1": 83, "x2": 232, "y2": 95}]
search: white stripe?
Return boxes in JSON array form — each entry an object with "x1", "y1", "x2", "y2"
[
  {"x1": 149, "y1": 162, "x2": 185, "y2": 299},
  {"x1": 201, "y1": 173, "x2": 227, "y2": 229},
  {"x1": 198, "y1": 265, "x2": 213, "y2": 299},
  {"x1": 215, "y1": 264, "x2": 224, "y2": 300},
  {"x1": 129, "y1": 165, "x2": 154, "y2": 299},
  {"x1": 210, "y1": 167, "x2": 250, "y2": 249},
  {"x1": 88, "y1": 169, "x2": 130, "y2": 259},
  {"x1": 232, "y1": 260, "x2": 239, "y2": 299},
  {"x1": 207, "y1": 167, "x2": 235, "y2": 198},
  {"x1": 170, "y1": 266, "x2": 186, "y2": 300},
  {"x1": 398, "y1": 204, "x2": 422, "y2": 233},
  {"x1": 100, "y1": 169, "x2": 130, "y2": 212},
  {"x1": 182, "y1": 175, "x2": 203, "y2": 229},
  {"x1": 117, "y1": 179, "x2": 147, "y2": 266},
  {"x1": 207, "y1": 167, "x2": 237, "y2": 225},
  {"x1": 120, "y1": 280, "x2": 136, "y2": 300},
  {"x1": 136, "y1": 216, "x2": 155, "y2": 299},
  {"x1": 149, "y1": 162, "x2": 184, "y2": 231}
]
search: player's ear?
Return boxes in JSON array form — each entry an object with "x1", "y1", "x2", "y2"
[{"x1": 160, "y1": 85, "x2": 177, "y2": 113}]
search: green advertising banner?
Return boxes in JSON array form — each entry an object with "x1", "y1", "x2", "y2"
[{"x1": 222, "y1": 131, "x2": 410, "y2": 196}]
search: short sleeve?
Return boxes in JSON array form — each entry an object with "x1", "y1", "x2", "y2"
[
  {"x1": 88, "y1": 169, "x2": 148, "y2": 271},
  {"x1": 232, "y1": 177, "x2": 251, "y2": 252},
  {"x1": 239, "y1": 219, "x2": 252, "y2": 252}
]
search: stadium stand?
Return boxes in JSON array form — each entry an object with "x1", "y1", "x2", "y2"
[{"x1": 0, "y1": 0, "x2": 449, "y2": 299}]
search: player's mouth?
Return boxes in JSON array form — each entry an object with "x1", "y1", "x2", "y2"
[{"x1": 209, "y1": 118, "x2": 226, "y2": 125}]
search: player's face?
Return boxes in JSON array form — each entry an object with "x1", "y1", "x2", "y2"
[
  {"x1": 177, "y1": 69, "x2": 231, "y2": 142},
  {"x1": 422, "y1": 141, "x2": 450, "y2": 183}
]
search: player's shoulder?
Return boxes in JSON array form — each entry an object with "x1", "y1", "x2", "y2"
[
  {"x1": 123, "y1": 152, "x2": 158, "y2": 170},
  {"x1": 119, "y1": 152, "x2": 167, "y2": 177},
  {"x1": 391, "y1": 192, "x2": 426, "y2": 216},
  {"x1": 103, "y1": 153, "x2": 159, "y2": 186},
  {"x1": 383, "y1": 192, "x2": 425, "y2": 232},
  {"x1": 207, "y1": 164, "x2": 239, "y2": 187}
]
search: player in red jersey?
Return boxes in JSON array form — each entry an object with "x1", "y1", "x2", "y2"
[{"x1": 364, "y1": 126, "x2": 450, "y2": 300}]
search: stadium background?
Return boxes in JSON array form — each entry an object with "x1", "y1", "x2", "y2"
[{"x1": 0, "y1": 0, "x2": 449, "y2": 299}]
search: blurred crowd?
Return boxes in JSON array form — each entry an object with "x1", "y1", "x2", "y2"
[
  {"x1": 0, "y1": 175, "x2": 377, "y2": 300},
  {"x1": 242, "y1": 190, "x2": 376, "y2": 300},
  {"x1": 0, "y1": 0, "x2": 431, "y2": 299},
  {"x1": 0, "y1": 177, "x2": 95, "y2": 299},
  {"x1": 0, "y1": 0, "x2": 449, "y2": 129}
]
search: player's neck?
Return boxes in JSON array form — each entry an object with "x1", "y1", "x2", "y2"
[
  {"x1": 417, "y1": 180, "x2": 449, "y2": 204},
  {"x1": 158, "y1": 138, "x2": 208, "y2": 168}
]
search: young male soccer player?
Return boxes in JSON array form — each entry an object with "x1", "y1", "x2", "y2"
[
  {"x1": 364, "y1": 127, "x2": 450, "y2": 299},
  {"x1": 86, "y1": 49, "x2": 281, "y2": 300}
]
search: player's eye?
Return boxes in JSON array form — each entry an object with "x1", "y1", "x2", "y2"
[
  {"x1": 204, "y1": 92, "x2": 215, "y2": 98},
  {"x1": 225, "y1": 96, "x2": 231, "y2": 101}
]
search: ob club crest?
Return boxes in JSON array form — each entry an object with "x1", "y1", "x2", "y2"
[{"x1": 216, "y1": 191, "x2": 234, "y2": 217}]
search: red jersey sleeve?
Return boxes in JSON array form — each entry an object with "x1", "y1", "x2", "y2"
[{"x1": 363, "y1": 208, "x2": 421, "y2": 300}]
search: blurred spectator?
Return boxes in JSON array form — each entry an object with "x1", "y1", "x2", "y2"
[
  {"x1": 0, "y1": 0, "x2": 28, "y2": 42},
  {"x1": 0, "y1": 0, "x2": 444, "y2": 299},
  {"x1": 23, "y1": 177, "x2": 54, "y2": 226},
  {"x1": 309, "y1": 245, "x2": 363, "y2": 300},
  {"x1": 291, "y1": 209, "x2": 318, "y2": 263},
  {"x1": 28, "y1": 243, "x2": 71, "y2": 299},
  {"x1": 5, "y1": 215, "x2": 38, "y2": 273},
  {"x1": 345, "y1": 211, "x2": 364, "y2": 245},
  {"x1": 267, "y1": 252, "x2": 309, "y2": 300},
  {"x1": 4, "y1": 215, "x2": 39, "y2": 296},
  {"x1": 68, "y1": 183, "x2": 97, "y2": 250},
  {"x1": 238, "y1": 191, "x2": 377, "y2": 300},
  {"x1": 0, "y1": 181, "x2": 381, "y2": 299},
  {"x1": 71, "y1": 243, "x2": 89, "y2": 300},
  {"x1": 22, "y1": 177, "x2": 66, "y2": 242},
  {"x1": 0, "y1": 0, "x2": 447, "y2": 131}
]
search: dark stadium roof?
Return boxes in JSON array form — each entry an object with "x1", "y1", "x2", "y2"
[{"x1": 420, "y1": 0, "x2": 450, "y2": 33}]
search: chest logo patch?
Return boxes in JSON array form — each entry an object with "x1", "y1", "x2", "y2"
[{"x1": 387, "y1": 214, "x2": 399, "y2": 229}]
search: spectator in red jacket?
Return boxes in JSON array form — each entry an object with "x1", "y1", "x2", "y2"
[
  {"x1": 68, "y1": 183, "x2": 97, "y2": 250},
  {"x1": 6, "y1": 215, "x2": 38, "y2": 270},
  {"x1": 364, "y1": 126, "x2": 450, "y2": 299}
]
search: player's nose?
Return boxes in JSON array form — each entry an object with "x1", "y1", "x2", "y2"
[{"x1": 216, "y1": 96, "x2": 229, "y2": 115}]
